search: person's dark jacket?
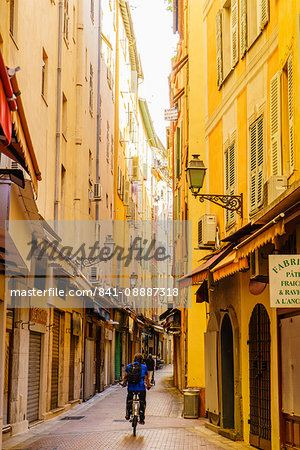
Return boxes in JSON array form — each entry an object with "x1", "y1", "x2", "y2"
[{"x1": 145, "y1": 357, "x2": 155, "y2": 371}]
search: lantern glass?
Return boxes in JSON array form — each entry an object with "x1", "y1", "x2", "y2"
[{"x1": 186, "y1": 155, "x2": 207, "y2": 194}]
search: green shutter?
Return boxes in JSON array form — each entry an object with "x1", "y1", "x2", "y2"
[
  {"x1": 225, "y1": 142, "x2": 236, "y2": 226},
  {"x1": 270, "y1": 71, "x2": 282, "y2": 176},
  {"x1": 240, "y1": 0, "x2": 247, "y2": 58},
  {"x1": 259, "y1": 0, "x2": 269, "y2": 30},
  {"x1": 231, "y1": 0, "x2": 239, "y2": 68},
  {"x1": 216, "y1": 10, "x2": 223, "y2": 88},
  {"x1": 287, "y1": 54, "x2": 294, "y2": 173},
  {"x1": 249, "y1": 116, "x2": 264, "y2": 213}
]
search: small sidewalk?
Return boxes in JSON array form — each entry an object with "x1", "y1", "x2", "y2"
[{"x1": 3, "y1": 366, "x2": 253, "y2": 449}]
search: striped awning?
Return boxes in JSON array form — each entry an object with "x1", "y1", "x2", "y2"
[
  {"x1": 235, "y1": 219, "x2": 285, "y2": 259},
  {"x1": 212, "y1": 251, "x2": 249, "y2": 281}
]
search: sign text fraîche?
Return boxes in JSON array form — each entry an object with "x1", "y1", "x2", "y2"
[{"x1": 269, "y1": 255, "x2": 300, "y2": 307}]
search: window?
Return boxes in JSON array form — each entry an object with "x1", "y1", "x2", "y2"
[
  {"x1": 41, "y1": 48, "x2": 48, "y2": 100},
  {"x1": 89, "y1": 150, "x2": 92, "y2": 186},
  {"x1": 249, "y1": 115, "x2": 264, "y2": 214},
  {"x1": 174, "y1": 127, "x2": 181, "y2": 180},
  {"x1": 90, "y1": 0, "x2": 95, "y2": 23},
  {"x1": 283, "y1": 54, "x2": 294, "y2": 174},
  {"x1": 216, "y1": 0, "x2": 239, "y2": 87},
  {"x1": 270, "y1": 71, "x2": 282, "y2": 176},
  {"x1": 10, "y1": 0, "x2": 15, "y2": 36},
  {"x1": 61, "y1": 164, "x2": 66, "y2": 219},
  {"x1": 110, "y1": 135, "x2": 114, "y2": 172},
  {"x1": 62, "y1": 93, "x2": 67, "y2": 140},
  {"x1": 73, "y1": 6, "x2": 76, "y2": 42},
  {"x1": 270, "y1": 54, "x2": 294, "y2": 178},
  {"x1": 89, "y1": 64, "x2": 94, "y2": 114},
  {"x1": 64, "y1": 0, "x2": 69, "y2": 42},
  {"x1": 224, "y1": 141, "x2": 236, "y2": 226},
  {"x1": 85, "y1": 48, "x2": 88, "y2": 81},
  {"x1": 243, "y1": 0, "x2": 269, "y2": 53}
]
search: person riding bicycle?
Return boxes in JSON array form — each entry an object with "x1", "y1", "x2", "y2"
[{"x1": 123, "y1": 353, "x2": 151, "y2": 425}]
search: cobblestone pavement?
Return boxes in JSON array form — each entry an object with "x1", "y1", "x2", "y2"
[{"x1": 3, "y1": 366, "x2": 252, "y2": 450}]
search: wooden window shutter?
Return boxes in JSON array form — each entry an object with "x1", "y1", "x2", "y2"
[
  {"x1": 173, "y1": 0, "x2": 178, "y2": 34},
  {"x1": 240, "y1": 0, "x2": 247, "y2": 58},
  {"x1": 250, "y1": 122, "x2": 257, "y2": 212},
  {"x1": 249, "y1": 116, "x2": 264, "y2": 213},
  {"x1": 258, "y1": 0, "x2": 269, "y2": 30},
  {"x1": 178, "y1": 127, "x2": 182, "y2": 177},
  {"x1": 117, "y1": 166, "x2": 121, "y2": 193},
  {"x1": 124, "y1": 180, "x2": 130, "y2": 206},
  {"x1": 174, "y1": 193, "x2": 178, "y2": 238},
  {"x1": 270, "y1": 72, "x2": 282, "y2": 176},
  {"x1": 225, "y1": 142, "x2": 236, "y2": 225},
  {"x1": 257, "y1": 116, "x2": 264, "y2": 208},
  {"x1": 175, "y1": 127, "x2": 181, "y2": 180},
  {"x1": 231, "y1": 0, "x2": 239, "y2": 68},
  {"x1": 216, "y1": 10, "x2": 223, "y2": 88},
  {"x1": 287, "y1": 54, "x2": 294, "y2": 173}
]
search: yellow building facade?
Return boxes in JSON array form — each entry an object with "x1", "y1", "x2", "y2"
[{"x1": 171, "y1": 0, "x2": 300, "y2": 448}]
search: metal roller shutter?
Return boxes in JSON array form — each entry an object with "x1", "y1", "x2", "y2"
[
  {"x1": 51, "y1": 310, "x2": 60, "y2": 410},
  {"x1": 27, "y1": 332, "x2": 41, "y2": 423},
  {"x1": 69, "y1": 334, "x2": 76, "y2": 401}
]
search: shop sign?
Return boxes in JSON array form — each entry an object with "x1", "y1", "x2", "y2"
[
  {"x1": 30, "y1": 307, "x2": 47, "y2": 325},
  {"x1": 164, "y1": 107, "x2": 178, "y2": 121},
  {"x1": 269, "y1": 255, "x2": 300, "y2": 307},
  {"x1": 72, "y1": 311, "x2": 82, "y2": 336}
]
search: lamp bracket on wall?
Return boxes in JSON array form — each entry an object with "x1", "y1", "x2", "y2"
[{"x1": 195, "y1": 193, "x2": 243, "y2": 217}]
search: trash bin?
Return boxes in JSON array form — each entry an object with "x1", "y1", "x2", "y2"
[{"x1": 183, "y1": 389, "x2": 200, "y2": 419}]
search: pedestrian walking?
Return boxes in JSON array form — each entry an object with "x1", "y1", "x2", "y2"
[{"x1": 145, "y1": 354, "x2": 155, "y2": 384}]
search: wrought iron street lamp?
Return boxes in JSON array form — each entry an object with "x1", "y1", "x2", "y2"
[{"x1": 186, "y1": 154, "x2": 243, "y2": 217}]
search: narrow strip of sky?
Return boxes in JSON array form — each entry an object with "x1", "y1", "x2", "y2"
[{"x1": 129, "y1": 0, "x2": 178, "y2": 146}]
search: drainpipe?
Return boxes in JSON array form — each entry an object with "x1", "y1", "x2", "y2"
[
  {"x1": 96, "y1": 0, "x2": 102, "y2": 221},
  {"x1": 54, "y1": 0, "x2": 64, "y2": 228}
]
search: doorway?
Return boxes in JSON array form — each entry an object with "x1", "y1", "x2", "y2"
[
  {"x1": 249, "y1": 303, "x2": 271, "y2": 450},
  {"x1": 221, "y1": 314, "x2": 234, "y2": 429}
]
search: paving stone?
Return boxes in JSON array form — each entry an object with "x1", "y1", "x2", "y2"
[{"x1": 3, "y1": 366, "x2": 252, "y2": 450}]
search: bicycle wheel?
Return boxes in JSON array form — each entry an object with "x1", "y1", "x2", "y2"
[{"x1": 132, "y1": 416, "x2": 138, "y2": 436}]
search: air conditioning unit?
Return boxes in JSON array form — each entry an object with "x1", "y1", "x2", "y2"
[
  {"x1": 93, "y1": 183, "x2": 102, "y2": 201},
  {"x1": 198, "y1": 214, "x2": 217, "y2": 248},
  {"x1": 264, "y1": 175, "x2": 287, "y2": 205},
  {"x1": 249, "y1": 247, "x2": 269, "y2": 281}
]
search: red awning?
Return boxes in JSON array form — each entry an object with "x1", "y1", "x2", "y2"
[
  {"x1": 177, "y1": 247, "x2": 231, "y2": 287},
  {"x1": 0, "y1": 49, "x2": 41, "y2": 193}
]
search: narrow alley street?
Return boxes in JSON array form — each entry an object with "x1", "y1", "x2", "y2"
[{"x1": 3, "y1": 366, "x2": 252, "y2": 450}]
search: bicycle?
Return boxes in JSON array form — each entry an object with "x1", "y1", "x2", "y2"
[
  {"x1": 121, "y1": 383, "x2": 150, "y2": 436},
  {"x1": 131, "y1": 391, "x2": 141, "y2": 436}
]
